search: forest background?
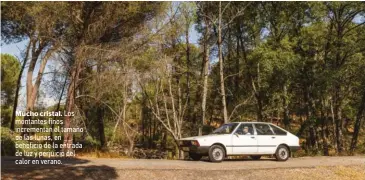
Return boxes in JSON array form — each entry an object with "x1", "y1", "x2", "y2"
[{"x1": 1, "y1": 1, "x2": 365, "y2": 159}]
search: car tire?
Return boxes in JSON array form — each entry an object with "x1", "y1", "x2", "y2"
[
  {"x1": 250, "y1": 155, "x2": 261, "y2": 160},
  {"x1": 189, "y1": 153, "x2": 202, "y2": 161},
  {"x1": 208, "y1": 145, "x2": 225, "y2": 163},
  {"x1": 275, "y1": 145, "x2": 290, "y2": 161}
]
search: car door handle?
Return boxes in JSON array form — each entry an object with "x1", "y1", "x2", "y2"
[
  {"x1": 251, "y1": 137, "x2": 255, "y2": 139},
  {"x1": 271, "y1": 137, "x2": 276, "y2": 139}
]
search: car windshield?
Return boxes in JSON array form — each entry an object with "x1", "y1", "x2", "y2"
[{"x1": 211, "y1": 123, "x2": 239, "y2": 134}]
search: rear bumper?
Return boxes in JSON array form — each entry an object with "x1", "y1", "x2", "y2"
[
  {"x1": 289, "y1": 146, "x2": 301, "y2": 152},
  {"x1": 180, "y1": 146, "x2": 210, "y2": 155}
]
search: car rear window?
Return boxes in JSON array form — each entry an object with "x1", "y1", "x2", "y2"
[
  {"x1": 255, "y1": 124, "x2": 274, "y2": 135},
  {"x1": 270, "y1": 125, "x2": 287, "y2": 135}
]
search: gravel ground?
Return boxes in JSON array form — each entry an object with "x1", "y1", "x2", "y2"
[{"x1": 1, "y1": 156, "x2": 365, "y2": 180}]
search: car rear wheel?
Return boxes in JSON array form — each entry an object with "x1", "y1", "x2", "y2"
[
  {"x1": 275, "y1": 145, "x2": 290, "y2": 161},
  {"x1": 250, "y1": 155, "x2": 261, "y2": 160},
  {"x1": 189, "y1": 153, "x2": 202, "y2": 161},
  {"x1": 208, "y1": 145, "x2": 225, "y2": 163}
]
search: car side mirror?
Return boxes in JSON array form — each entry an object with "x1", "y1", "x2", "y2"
[{"x1": 234, "y1": 133, "x2": 239, "y2": 138}]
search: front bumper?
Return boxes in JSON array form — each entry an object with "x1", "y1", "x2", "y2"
[{"x1": 180, "y1": 146, "x2": 210, "y2": 155}]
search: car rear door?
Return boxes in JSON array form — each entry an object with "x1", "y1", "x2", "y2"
[
  {"x1": 254, "y1": 123, "x2": 277, "y2": 154},
  {"x1": 231, "y1": 123, "x2": 258, "y2": 154}
]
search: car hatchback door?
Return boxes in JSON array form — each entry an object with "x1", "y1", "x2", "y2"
[
  {"x1": 231, "y1": 123, "x2": 258, "y2": 154},
  {"x1": 269, "y1": 124, "x2": 288, "y2": 145}
]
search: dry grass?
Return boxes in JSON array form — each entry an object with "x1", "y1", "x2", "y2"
[
  {"x1": 110, "y1": 165, "x2": 365, "y2": 180},
  {"x1": 4, "y1": 165, "x2": 363, "y2": 180},
  {"x1": 76, "y1": 150, "x2": 127, "y2": 159},
  {"x1": 265, "y1": 165, "x2": 365, "y2": 180},
  {"x1": 334, "y1": 166, "x2": 365, "y2": 180}
]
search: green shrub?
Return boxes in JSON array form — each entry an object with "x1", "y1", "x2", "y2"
[
  {"x1": 1, "y1": 127, "x2": 16, "y2": 156},
  {"x1": 1, "y1": 127, "x2": 56, "y2": 156}
]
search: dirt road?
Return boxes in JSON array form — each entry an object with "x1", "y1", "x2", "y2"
[{"x1": 2, "y1": 156, "x2": 365, "y2": 180}]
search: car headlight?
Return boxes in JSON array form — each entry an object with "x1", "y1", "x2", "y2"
[{"x1": 191, "y1": 140, "x2": 200, "y2": 147}]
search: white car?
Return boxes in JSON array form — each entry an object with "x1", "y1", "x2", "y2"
[{"x1": 179, "y1": 122, "x2": 300, "y2": 162}]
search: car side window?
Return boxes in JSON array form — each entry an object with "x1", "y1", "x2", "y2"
[
  {"x1": 270, "y1": 125, "x2": 287, "y2": 135},
  {"x1": 255, "y1": 124, "x2": 274, "y2": 135},
  {"x1": 235, "y1": 124, "x2": 254, "y2": 135}
]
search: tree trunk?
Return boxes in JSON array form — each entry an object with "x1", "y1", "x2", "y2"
[
  {"x1": 226, "y1": 26, "x2": 233, "y2": 110},
  {"x1": 10, "y1": 40, "x2": 31, "y2": 131},
  {"x1": 128, "y1": 139, "x2": 135, "y2": 156},
  {"x1": 322, "y1": 119, "x2": 329, "y2": 156},
  {"x1": 282, "y1": 84, "x2": 290, "y2": 129},
  {"x1": 161, "y1": 130, "x2": 167, "y2": 149},
  {"x1": 309, "y1": 126, "x2": 317, "y2": 151},
  {"x1": 330, "y1": 99, "x2": 338, "y2": 152},
  {"x1": 321, "y1": 101, "x2": 329, "y2": 156},
  {"x1": 97, "y1": 106, "x2": 105, "y2": 148},
  {"x1": 62, "y1": 59, "x2": 82, "y2": 153},
  {"x1": 185, "y1": 20, "x2": 191, "y2": 118},
  {"x1": 141, "y1": 98, "x2": 146, "y2": 145},
  {"x1": 335, "y1": 107, "x2": 344, "y2": 153},
  {"x1": 334, "y1": 89, "x2": 344, "y2": 153},
  {"x1": 218, "y1": 2, "x2": 228, "y2": 123},
  {"x1": 149, "y1": 113, "x2": 152, "y2": 148},
  {"x1": 256, "y1": 94, "x2": 264, "y2": 122},
  {"x1": 200, "y1": 16, "x2": 210, "y2": 135},
  {"x1": 235, "y1": 25, "x2": 241, "y2": 96},
  {"x1": 350, "y1": 87, "x2": 365, "y2": 153},
  {"x1": 29, "y1": 49, "x2": 55, "y2": 108},
  {"x1": 334, "y1": 14, "x2": 344, "y2": 154},
  {"x1": 174, "y1": 140, "x2": 184, "y2": 160},
  {"x1": 304, "y1": 84, "x2": 317, "y2": 151},
  {"x1": 252, "y1": 63, "x2": 263, "y2": 122},
  {"x1": 153, "y1": 115, "x2": 157, "y2": 148},
  {"x1": 50, "y1": 75, "x2": 68, "y2": 144},
  {"x1": 22, "y1": 42, "x2": 48, "y2": 135},
  {"x1": 25, "y1": 44, "x2": 42, "y2": 113}
]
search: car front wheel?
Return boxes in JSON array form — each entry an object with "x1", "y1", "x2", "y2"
[
  {"x1": 189, "y1": 153, "x2": 202, "y2": 161},
  {"x1": 275, "y1": 145, "x2": 290, "y2": 161},
  {"x1": 208, "y1": 145, "x2": 225, "y2": 163}
]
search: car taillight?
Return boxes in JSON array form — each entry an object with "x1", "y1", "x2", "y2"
[{"x1": 191, "y1": 140, "x2": 200, "y2": 147}]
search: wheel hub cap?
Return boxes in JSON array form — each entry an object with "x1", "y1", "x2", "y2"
[
  {"x1": 212, "y1": 148, "x2": 223, "y2": 160},
  {"x1": 279, "y1": 148, "x2": 288, "y2": 159}
]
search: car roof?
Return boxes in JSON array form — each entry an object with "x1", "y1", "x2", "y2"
[{"x1": 236, "y1": 122, "x2": 274, "y2": 124}]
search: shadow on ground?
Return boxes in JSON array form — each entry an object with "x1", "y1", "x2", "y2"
[
  {"x1": 1, "y1": 156, "x2": 118, "y2": 180},
  {"x1": 194, "y1": 156, "x2": 277, "y2": 162},
  {"x1": 224, "y1": 158, "x2": 277, "y2": 162}
]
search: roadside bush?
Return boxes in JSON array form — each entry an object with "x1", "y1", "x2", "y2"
[
  {"x1": 1, "y1": 127, "x2": 56, "y2": 156},
  {"x1": 77, "y1": 135, "x2": 101, "y2": 151},
  {"x1": 1, "y1": 127, "x2": 16, "y2": 156}
]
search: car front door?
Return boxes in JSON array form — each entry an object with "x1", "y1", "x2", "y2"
[
  {"x1": 254, "y1": 123, "x2": 277, "y2": 154},
  {"x1": 231, "y1": 123, "x2": 258, "y2": 154}
]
